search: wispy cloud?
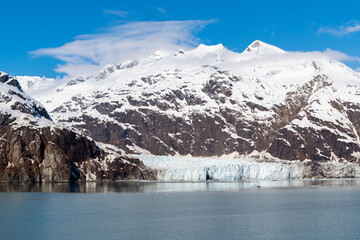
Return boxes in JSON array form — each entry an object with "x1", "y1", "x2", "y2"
[
  {"x1": 318, "y1": 21, "x2": 360, "y2": 37},
  {"x1": 356, "y1": 68, "x2": 360, "y2": 72},
  {"x1": 322, "y1": 48, "x2": 360, "y2": 63},
  {"x1": 31, "y1": 20, "x2": 213, "y2": 78},
  {"x1": 103, "y1": 9, "x2": 129, "y2": 18},
  {"x1": 157, "y1": 7, "x2": 167, "y2": 16}
]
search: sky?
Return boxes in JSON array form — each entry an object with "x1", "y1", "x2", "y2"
[{"x1": 1, "y1": 0, "x2": 360, "y2": 78}]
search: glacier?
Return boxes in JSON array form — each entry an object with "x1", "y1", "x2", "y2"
[{"x1": 137, "y1": 155, "x2": 360, "y2": 181}]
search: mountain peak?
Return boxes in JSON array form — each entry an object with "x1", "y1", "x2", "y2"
[
  {"x1": 195, "y1": 43, "x2": 228, "y2": 53},
  {"x1": 189, "y1": 43, "x2": 235, "y2": 61},
  {"x1": 0, "y1": 72, "x2": 52, "y2": 122},
  {"x1": 142, "y1": 50, "x2": 172, "y2": 64},
  {"x1": 244, "y1": 40, "x2": 285, "y2": 55},
  {"x1": 0, "y1": 71, "x2": 24, "y2": 92}
]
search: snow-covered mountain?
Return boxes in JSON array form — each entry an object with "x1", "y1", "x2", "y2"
[
  {"x1": 0, "y1": 71, "x2": 153, "y2": 182},
  {"x1": 16, "y1": 75, "x2": 58, "y2": 100},
  {"x1": 19, "y1": 40, "x2": 360, "y2": 164}
]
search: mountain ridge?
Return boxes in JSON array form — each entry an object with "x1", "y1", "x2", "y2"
[{"x1": 14, "y1": 41, "x2": 360, "y2": 164}]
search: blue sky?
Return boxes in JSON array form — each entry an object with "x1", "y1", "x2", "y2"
[{"x1": 1, "y1": 0, "x2": 360, "y2": 78}]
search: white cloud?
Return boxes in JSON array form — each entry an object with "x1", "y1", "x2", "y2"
[
  {"x1": 322, "y1": 48, "x2": 360, "y2": 63},
  {"x1": 103, "y1": 9, "x2": 129, "y2": 17},
  {"x1": 356, "y1": 68, "x2": 360, "y2": 72},
  {"x1": 31, "y1": 20, "x2": 213, "y2": 78},
  {"x1": 318, "y1": 22, "x2": 360, "y2": 37}
]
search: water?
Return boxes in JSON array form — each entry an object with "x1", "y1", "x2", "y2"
[{"x1": 1, "y1": 181, "x2": 360, "y2": 240}]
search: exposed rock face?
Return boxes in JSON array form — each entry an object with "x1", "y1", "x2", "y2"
[
  {"x1": 0, "y1": 71, "x2": 154, "y2": 183},
  {"x1": 0, "y1": 123, "x2": 153, "y2": 183},
  {"x1": 32, "y1": 41, "x2": 360, "y2": 163}
]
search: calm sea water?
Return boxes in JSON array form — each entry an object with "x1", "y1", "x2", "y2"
[{"x1": 1, "y1": 181, "x2": 360, "y2": 240}]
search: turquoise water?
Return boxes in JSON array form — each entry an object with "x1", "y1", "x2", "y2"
[{"x1": 1, "y1": 181, "x2": 360, "y2": 240}]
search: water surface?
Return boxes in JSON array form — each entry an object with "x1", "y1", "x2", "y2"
[{"x1": 1, "y1": 180, "x2": 360, "y2": 240}]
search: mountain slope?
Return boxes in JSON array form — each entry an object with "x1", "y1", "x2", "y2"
[
  {"x1": 23, "y1": 41, "x2": 360, "y2": 163},
  {"x1": 0, "y1": 71, "x2": 153, "y2": 182}
]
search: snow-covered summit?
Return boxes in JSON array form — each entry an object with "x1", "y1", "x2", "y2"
[
  {"x1": 194, "y1": 43, "x2": 228, "y2": 54},
  {"x1": 0, "y1": 71, "x2": 52, "y2": 127},
  {"x1": 16, "y1": 75, "x2": 57, "y2": 100},
  {"x1": 20, "y1": 41, "x2": 358, "y2": 116},
  {"x1": 142, "y1": 50, "x2": 173, "y2": 64},
  {"x1": 244, "y1": 40, "x2": 285, "y2": 55}
]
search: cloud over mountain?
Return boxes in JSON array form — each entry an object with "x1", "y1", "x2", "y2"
[{"x1": 31, "y1": 20, "x2": 213, "y2": 78}]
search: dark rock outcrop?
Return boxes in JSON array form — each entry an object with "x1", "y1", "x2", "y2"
[{"x1": 0, "y1": 116, "x2": 154, "y2": 183}]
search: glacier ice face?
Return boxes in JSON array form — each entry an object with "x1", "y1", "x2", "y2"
[
  {"x1": 137, "y1": 155, "x2": 305, "y2": 181},
  {"x1": 137, "y1": 155, "x2": 360, "y2": 181}
]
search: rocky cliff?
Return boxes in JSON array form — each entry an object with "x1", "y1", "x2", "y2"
[
  {"x1": 26, "y1": 41, "x2": 360, "y2": 163},
  {"x1": 0, "y1": 71, "x2": 154, "y2": 183}
]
